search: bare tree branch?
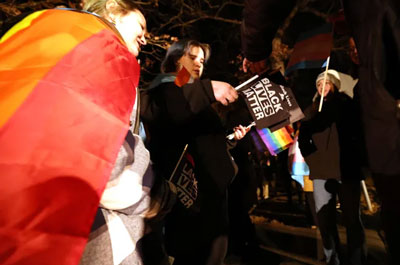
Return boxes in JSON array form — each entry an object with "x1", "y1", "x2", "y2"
[{"x1": 216, "y1": 1, "x2": 244, "y2": 17}]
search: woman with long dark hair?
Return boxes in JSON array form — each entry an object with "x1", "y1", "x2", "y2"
[{"x1": 141, "y1": 39, "x2": 246, "y2": 265}]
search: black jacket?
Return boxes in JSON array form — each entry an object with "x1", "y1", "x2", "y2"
[
  {"x1": 140, "y1": 76, "x2": 237, "y2": 197},
  {"x1": 241, "y1": 0, "x2": 295, "y2": 61},
  {"x1": 343, "y1": 0, "x2": 400, "y2": 175},
  {"x1": 140, "y1": 75, "x2": 238, "y2": 254}
]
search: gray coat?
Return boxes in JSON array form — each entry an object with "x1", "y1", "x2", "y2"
[{"x1": 80, "y1": 102, "x2": 175, "y2": 265}]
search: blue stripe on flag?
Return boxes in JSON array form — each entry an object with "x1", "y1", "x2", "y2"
[{"x1": 285, "y1": 59, "x2": 327, "y2": 75}]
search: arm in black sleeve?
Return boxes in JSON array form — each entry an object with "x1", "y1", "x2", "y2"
[
  {"x1": 241, "y1": 0, "x2": 295, "y2": 62},
  {"x1": 140, "y1": 79, "x2": 215, "y2": 125},
  {"x1": 180, "y1": 79, "x2": 215, "y2": 113},
  {"x1": 298, "y1": 95, "x2": 344, "y2": 157},
  {"x1": 302, "y1": 95, "x2": 344, "y2": 134}
]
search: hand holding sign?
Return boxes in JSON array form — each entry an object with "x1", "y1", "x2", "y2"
[{"x1": 211, "y1": 81, "x2": 238, "y2": 106}]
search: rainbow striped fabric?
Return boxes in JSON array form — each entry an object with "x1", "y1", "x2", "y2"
[
  {"x1": 0, "y1": 9, "x2": 139, "y2": 265},
  {"x1": 252, "y1": 126, "x2": 294, "y2": 155}
]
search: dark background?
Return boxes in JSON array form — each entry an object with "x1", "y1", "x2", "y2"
[{"x1": 0, "y1": 0, "x2": 351, "y2": 109}]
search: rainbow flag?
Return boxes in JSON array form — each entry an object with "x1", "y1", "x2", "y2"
[
  {"x1": 252, "y1": 126, "x2": 294, "y2": 155},
  {"x1": 285, "y1": 24, "x2": 333, "y2": 76},
  {"x1": 0, "y1": 9, "x2": 139, "y2": 265}
]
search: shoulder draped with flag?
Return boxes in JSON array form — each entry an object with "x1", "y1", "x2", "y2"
[{"x1": 0, "y1": 9, "x2": 141, "y2": 265}]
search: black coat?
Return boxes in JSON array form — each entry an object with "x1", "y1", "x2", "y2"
[
  {"x1": 343, "y1": 0, "x2": 400, "y2": 175},
  {"x1": 298, "y1": 91, "x2": 364, "y2": 181},
  {"x1": 140, "y1": 76, "x2": 237, "y2": 254},
  {"x1": 141, "y1": 76, "x2": 236, "y2": 195},
  {"x1": 241, "y1": 0, "x2": 295, "y2": 62}
]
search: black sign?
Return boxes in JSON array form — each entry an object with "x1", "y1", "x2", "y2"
[
  {"x1": 169, "y1": 152, "x2": 197, "y2": 208},
  {"x1": 240, "y1": 75, "x2": 304, "y2": 131}
]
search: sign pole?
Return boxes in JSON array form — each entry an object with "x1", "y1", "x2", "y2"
[
  {"x1": 318, "y1": 56, "x2": 331, "y2": 112},
  {"x1": 169, "y1": 144, "x2": 189, "y2": 181}
]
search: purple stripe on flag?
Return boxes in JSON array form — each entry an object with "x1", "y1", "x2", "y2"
[
  {"x1": 249, "y1": 130, "x2": 266, "y2": 153},
  {"x1": 257, "y1": 128, "x2": 279, "y2": 155}
]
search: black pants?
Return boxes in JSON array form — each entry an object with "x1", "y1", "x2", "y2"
[
  {"x1": 372, "y1": 173, "x2": 400, "y2": 265},
  {"x1": 166, "y1": 192, "x2": 229, "y2": 265}
]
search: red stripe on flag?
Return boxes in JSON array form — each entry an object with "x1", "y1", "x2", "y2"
[
  {"x1": 256, "y1": 127, "x2": 294, "y2": 155},
  {"x1": 0, "y1": 29, "x2": 139, "y2": 265}
]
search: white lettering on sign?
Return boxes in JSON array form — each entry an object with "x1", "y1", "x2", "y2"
[
  {"x1": 175, "y1": 161, "x2": 197, "y2": 208},
  {"x1": 243, "y1": 78, "x2": 287, "y2": 122}
]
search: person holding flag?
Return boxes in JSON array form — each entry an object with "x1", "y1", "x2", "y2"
[
  {"x1": 298, "y1": 70, "x2": 366, "y2": 265},
  {"x1": 141, "y1": 39, "x2": 247, "y2": 265}
]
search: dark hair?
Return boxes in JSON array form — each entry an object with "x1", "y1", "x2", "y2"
[{"x1": 161, "y1": 39, "x2": 210, "y2": 73}]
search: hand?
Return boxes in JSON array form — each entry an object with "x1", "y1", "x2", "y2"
[
  {"x1": 233, "y1": 125, "x2": 250, "y2": 140},
  {"x1": 242, "y1": 58, "x2": 268, "y2": 74},
  {"x1": 211, "y1": 81, "x2": 238, "y2": 106}
]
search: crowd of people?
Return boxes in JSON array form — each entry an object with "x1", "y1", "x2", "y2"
[{"x1": 1, "y1": 0, "x2": 400, "y2": 265}]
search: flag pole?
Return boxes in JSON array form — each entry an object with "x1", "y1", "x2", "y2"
[
  {"x1": 361, "y1": 180, "x2": 373, "y2": 212},
  {"x1": 318, "y1": 56, "x2": 331, "y2": 112},
  {"x1": 169, "y1": 144, "x2": 189, "y2": 181},
  {"x1": 235, "y1": 75, "x2": 259, "y2": 91}
]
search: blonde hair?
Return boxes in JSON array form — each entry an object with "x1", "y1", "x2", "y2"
[{"x1": 83, "y1": 0, "x2": 142, "y2": 17}]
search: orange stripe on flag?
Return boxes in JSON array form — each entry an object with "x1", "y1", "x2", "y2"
[
  {"x1": 0, "y1": 10, "x2": 47, "y2": 44},
  {"x1": 0, "y1": 9, "x2": 114, "y2": 128},
  {"x1": 175, "y1": 66, "x2": 191, "y2": 87}
]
